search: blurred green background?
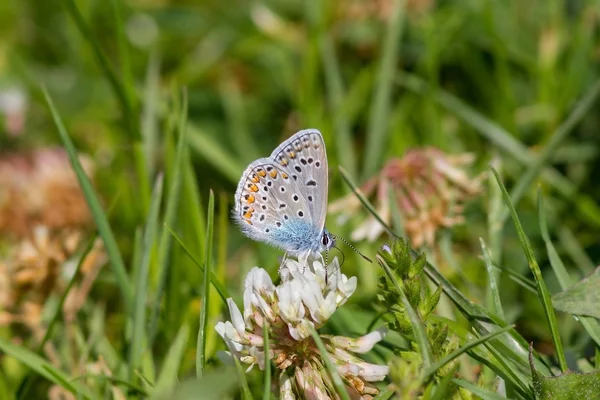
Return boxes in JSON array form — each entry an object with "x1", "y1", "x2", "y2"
[{"x1": 1, "y1": 0, "x2": 600, "y2": 398}]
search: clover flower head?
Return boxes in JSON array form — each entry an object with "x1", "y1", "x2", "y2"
[{"x1": 216, "y1": 256, "x2": 388, "y2": 399}]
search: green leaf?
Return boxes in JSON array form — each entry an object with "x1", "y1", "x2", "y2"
[
  {"x1": 552, "y1": 269, "x2": 600, "y2": 319},
  {"x1": 538, "y1": 190, "x2": 600, "y2": 345},
  {"x1": 530, "y1": 345, "x2": 600, "y2": 400}
]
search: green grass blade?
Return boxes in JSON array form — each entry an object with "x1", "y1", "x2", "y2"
[
  {"x1": 0, "y1": 338, "x2": 95, "y2": 400},
  {"x1": 339, "y1": 163, "x2": 552, "y2": 376},
  {"x1": 338, "y1": 167, "x2": 396, "y2": 238},
  {"x1": 500, "y1": 80, "x2": 600, "y2": 224},
  {"x1": 168, "y1": 227, "x2": 230, "y2": 304},
  {"x1": 187, "y1": 123, "x2": 244, "y2": 184},
  {"x1": 152, "y1": 325, "x2": 190, "y2": 398},
  {"x1": 168, "y1": 367, "x2": 240, "y2": 400},
  {"x1": 262, "y1": 322, "x2": 271, "y2": 400},
  {"x1": 398, "y1": 72, "x2": 600, "y2": 227},
  {"x1": 388, "y1": 184, "x2": 405, "y2": 237},
  {"x1": 487, "y1": 156, "x2": 504, "y2": 309},
  {"x1": 140, "y1": 51, "x2": 161, "y2": 179},
  {"x1": 480, "y1": 238, "x2": 505, "y2": 320},
  {"x1": 197, "y1": 190, "x2": 215, "y2": 377},
  {"x1": 220, "y1": 78, "x2": 260, "y2": 161},
  {"x1": 17, "y1": 235, "x2": 99, "y2": 400},
  {"x1": 422, "y1": 325, "x2": 514, "y2": 381},
  {"x1": 233, "y1": 357, "x2": 253, "y2": 400},
  {"x1": 372, "y1": 387, "x2": 395, "y2": 400},
  {"x1": 130, "y1": 174, "x2": 164, "y2": 379},
  {"x1": 452, "y1": 378, "x2": 507, "y2": 400},
  {"x1": 149, "y1": 89, "x2": 188, "y2": 347},
  {"x1": 111, "y1": 0, "x2": 135, "y2": 113},
  {"x1": 558, "y1": 227, "x2": 595, "y2": 275},
  {"x1": 363, "y1": 0, "x2": 405, "y2": 178},
  {"x1": 429, "y1": 364, "x2": 459, "y2": 400},
  {"x1": 491, "y1": 167, "x2": 568, "y2": 373},
  {"x1": 308, "y1": 328, "x2": 352, "y2": 400},
  {"x1": 38, "y1": 235, "x2": 98, "y2": 352},
  {"x1": 320, "y1": 34, "x2": 357, "y2": 178},
  {"x1": 377, "y1": 255, "x2": 433, "y2": 368},
  {"x1": 43, "y1": 86, "x2": 134, "y2": 311},
  {"x1": 538, "y1": 190, "x2": 600, "y2": 347},
  {"x1": 63, "y1": 0, "x2": 137, "y2": 139}
]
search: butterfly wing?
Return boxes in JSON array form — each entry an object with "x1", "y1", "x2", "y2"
[
  {"x1": 233, "y1": 157, "x2": 319, "y2": 253},
  {"x1": 269, "y1": 129, "x2": 328, "y2": 233}
]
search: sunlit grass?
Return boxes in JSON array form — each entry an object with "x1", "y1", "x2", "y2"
[{"x1": 0, "y1": 0, "x2": 599, "y2": 399}]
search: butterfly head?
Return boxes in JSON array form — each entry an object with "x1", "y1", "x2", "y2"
[{"x1": 319, "y1": 229, "x2": 336, "y2": 252}]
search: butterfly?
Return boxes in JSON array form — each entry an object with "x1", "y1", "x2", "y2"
[{"x1": 233, "y1": 129, "x2": 336, "y2": 257}]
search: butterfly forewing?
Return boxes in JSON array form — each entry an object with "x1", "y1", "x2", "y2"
[{"x1": 269, "y1": 129, "x2": 328, "y2": 232}]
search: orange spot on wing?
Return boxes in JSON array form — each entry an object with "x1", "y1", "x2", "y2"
[
  {"x1": 289, "y1": 151, "x2": 296, "y2": 158},
  {"x1": 251, "y1": 175, "x2": 260, "y2": 183},
  {"x1": 247, "y1": 194, "x2": 255, "y2": 203},
  {"x1": 280, "y1": 158, "x2": 288, "y2": 166},
  {"x1": 249, "y1": 184, "x2": 259, "y2": 192},
  {"x1": 258, "y1": 170, "x2": 267, "y2": 177},
  {"x1": 270, "y1": 170, "x2": 277, "y2": 178},
  {"x1": 281, "y1": 172, "x2": 288, "y2": 179}
]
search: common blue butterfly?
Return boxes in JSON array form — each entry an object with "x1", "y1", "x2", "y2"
[{"x1": 233, "y1": 129, "x2": 335, "y2": 256}]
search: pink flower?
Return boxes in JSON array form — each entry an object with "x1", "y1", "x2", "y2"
[{"x1": 330, "y1": 148, "x2": 483, "y2": 248}]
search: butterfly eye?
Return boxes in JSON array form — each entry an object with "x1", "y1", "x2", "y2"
[{"x1": 322, "y1": 234, "x2": 329, "y2": 246}]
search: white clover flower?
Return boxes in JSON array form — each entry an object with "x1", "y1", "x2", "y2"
[{"x1": 215, "y1": 256, "x2": 389, "y2": 399}]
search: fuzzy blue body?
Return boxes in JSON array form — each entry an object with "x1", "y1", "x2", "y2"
[{"x1": 269, "y1": 219, "x2": 328, "y2": 253}]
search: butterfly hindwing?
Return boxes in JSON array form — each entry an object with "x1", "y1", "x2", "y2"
[{"x1": 234, "y1": 158, "x2": 318, "y2": 252}]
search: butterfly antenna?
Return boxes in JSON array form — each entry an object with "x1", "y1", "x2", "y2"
[{"x1": 331, "y1": 234, "x2": 372, "y2": 263}]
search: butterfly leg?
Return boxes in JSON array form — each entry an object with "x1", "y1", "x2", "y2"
[
  {"x1": 279, "y1": 251, "x2": 289, "y2": 275},
  {"x1": 324, "y1": 249, "x2": 329, "y2": 285}
]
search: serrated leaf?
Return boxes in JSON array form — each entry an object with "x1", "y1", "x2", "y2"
[
  {"x1": 408, "y1": 253, "x2": 426, "y2": 279},
  {"x1": 530, "y1": 345, "x2": 600, "y2": 399},
  {"x1": 552, "y1": 267, "x2": 600, "y2": 319},
  {"x1": 419, "y1": 286, "x2": 442, "y2": 320}
]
